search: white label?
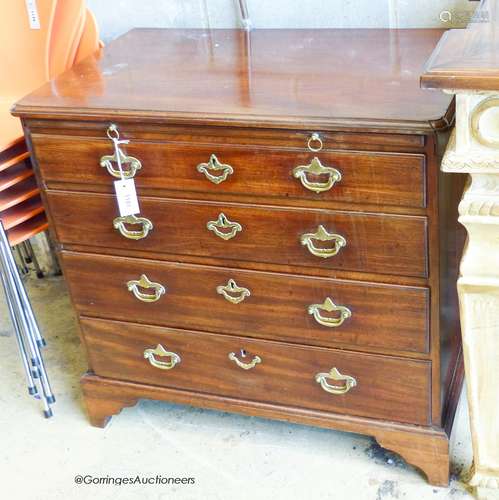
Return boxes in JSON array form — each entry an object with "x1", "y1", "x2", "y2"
[
  {"x1": 114, "y1": 179, "x2": 140, "y2": 217},
  {"x1": 25, "y1": 0, "x2": 41, "y2": 29}
]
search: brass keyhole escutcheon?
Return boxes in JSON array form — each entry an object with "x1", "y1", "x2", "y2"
[
  {"x1": 216, "y1": 279, "x2": 251, "y2": 304},
  {"x1": 197, "y1": 154, "x2": 234, "y2": 184},
  {"x1": 206, "y1": 213, "x2": 243, "y2": 240},
  {"x1": 228, "y1": 349, "x2": 261, "y2": 370}
]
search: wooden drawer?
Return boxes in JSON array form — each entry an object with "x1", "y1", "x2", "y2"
[
  {"x1": 80, "y1": 317, "x2": 431, "y2": 426},
  {"x1": 32, "y1": 134, "x2": 426, "y2": 209},
  {"x1": 62, "y1": 252, "x2": 429, "y2": 355},
  {"x1": 49, "y1": 192, "x2": 428, "y2": 278}
]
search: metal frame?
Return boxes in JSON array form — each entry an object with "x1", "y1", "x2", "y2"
[
  {"x1": 0, "y1": 221, "x2": 55, "y2": 418},
  {"x1": 236, "y1": 0, "x2": 251, "y2": 30}
]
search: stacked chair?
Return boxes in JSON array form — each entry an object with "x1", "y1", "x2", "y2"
[
  {"x1": 0, "y1": 139, "x2": 46, "y2": 276},
  {"x1": 0, "y1": 0, "x2": 101, "y2": 417},
  {"x1": 0, "y1": 1, "x2": 100, "y2": 274}
]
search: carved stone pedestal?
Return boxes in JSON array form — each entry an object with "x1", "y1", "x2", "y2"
[
  {"x1": 441, "y1": 91, "x2": 499, "y2": 500},
  {"x1": 421, "y1": 5, "x2": 499, "y2": 493}
]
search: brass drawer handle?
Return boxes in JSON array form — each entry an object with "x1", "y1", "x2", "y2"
[
  {"x1": 292, "y1": 157, "x2": 341, "y2": 193},
  {"x1": 216, "y1": 279, "x2": 251, "y2": 304},
  {"x1": 144, "y1": 344, "x2": 181, "y2": 370},
  {"x1": 197, "y1": 154, "x2": 234, "y2": 184},
  {"x1": 301, "y1": 225, "x2": 346, "y2": 258},
  {"x1": 100, "y1": 150, "x2": 141, "y2": 179},
  {"x1": 308, "y1": 297, "x2": 352, "y2": 328},
  {"x1": 127, "y1": 274, "x2": 166, "y2": 303},
  {"x1": 100, "y1": 125, "x2": 142, "y2": 179},
  {"x1": 315, "y1": 367, "x2": 357, "y2": 395},
  {"x1": 207, "y1": 213, "x2": 242, "y2": 240},
  {"x1": 228, "y1": 350, "x2": 261, "y2": 370},
  {"x1": 113, "y1": 215, "x2": 153, "y2": 240}
]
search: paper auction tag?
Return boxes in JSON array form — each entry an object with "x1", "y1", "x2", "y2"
[
  {"x1": 25, "y1": 0, "x2": 41, "y2": 29},
  {"x1": 114, "y1": 178, "x2": 140, "y2": 217}
]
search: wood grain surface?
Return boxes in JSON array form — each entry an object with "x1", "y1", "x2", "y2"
[
  {"x1": 13, "y1": 29, "x2": 452, "y2": 132},
  {"x1": 32, "y1": 134, "x2": 427, "y2": 209},
  {"x1": 81, "y1": 317, "x2": 431, "y2": 426},
  {"x1": 62, "y1": 251, "x2": 430, "y2": 356},
  {"x1": 48, "y1": 191, "x2": 429, "y2": 278},
  {"x1": 13, "y1": 27, "x2": 465, "y2": 488}
]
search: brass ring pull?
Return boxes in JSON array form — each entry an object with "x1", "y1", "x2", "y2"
[
  {"x1": 197, "y1": 154, "x2": 234, "y2": 184},
  {"x1": 228, "y1": 350, "x2": 261, "y2": 370},
  {"x1": 216, "y1": 279, "x2": 251, "y2": 304},
  {"x1": 293, "y1": 157, "x2": 341, "y2": 193},
  {"x1": 315, "y1": 367, "x2": 357, "y2": 395},
  {"x1": 308, "y1": 297, "x2": 352, "y2": 328},
  {"x1": 207, "y1": 213, "x2": 242, "y2": 240},
  {"x1": 113, "y1": 215, "x2": 153, "y2": 240},
  {"x1": 144, "y1": 344, "x2": 181, "y2": 370},
  {"x1": 307, "y1": 133, "x2": 323, "y2": 152},
  {"x1": 127, "y1": 274, "x2": 166, "y2": 303},
  {"x1": 301, "y1": 225, "x2": 346, "y2": 258},
  {"x1": 100, "y1": 124, "x2": 142, "y2": 179}
]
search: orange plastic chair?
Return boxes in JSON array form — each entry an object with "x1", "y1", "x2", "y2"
[
  {"x1": 0, "y1": 1, "x2": 57, "y2": 254},
  {"x1": 1, "y1": 1, "x2": 101, "y2": 268},
  {"x1": 74, "y1": 8, "x2": 100, "y2": 65},
  {"x1": 0, "y1": 0, "x2": 57, "y2": 150},
  {"x1": 48, "y1": 0, "x2": 85, "y2": 78},
  {"x1": 53, "y1": 6, "x2": 105, "y2": 99}
]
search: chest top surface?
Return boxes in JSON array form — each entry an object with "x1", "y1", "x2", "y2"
[{"x1": 13, "y1": 28, "x2": 452, "y2": 131}]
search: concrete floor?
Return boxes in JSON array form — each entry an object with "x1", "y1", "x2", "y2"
[{"x1": 0, "y1": 274, "x2": 475, "y2": 500}]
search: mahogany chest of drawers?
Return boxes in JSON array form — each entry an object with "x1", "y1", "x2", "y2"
[{"x1": 13, "y1": 28, "x2": 465, "y2": 486}]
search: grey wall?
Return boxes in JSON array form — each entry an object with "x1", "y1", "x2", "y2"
[{"x1": 87, "y1": 0, "x2": 478, "y2": 43}]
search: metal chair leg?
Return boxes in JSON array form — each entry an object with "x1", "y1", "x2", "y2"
[
  {"x1": 0, "y1": 272, "x2": 38, "y2": 395},
  {"x1": 21, "y1": 241, "x2": 32, "y2": 263},
  {"x1": 0, "y1": 221, "x2": 54, "y2": 417},
  {"x1": 44, "y1": 231, "x2": 61, "y2": 276},
  {"x1": 14, "y1": 245, "x2": 28, "y2": 274},
  {"x1": 25, "y1": 240, "x2": 44, "y2": 278}
]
